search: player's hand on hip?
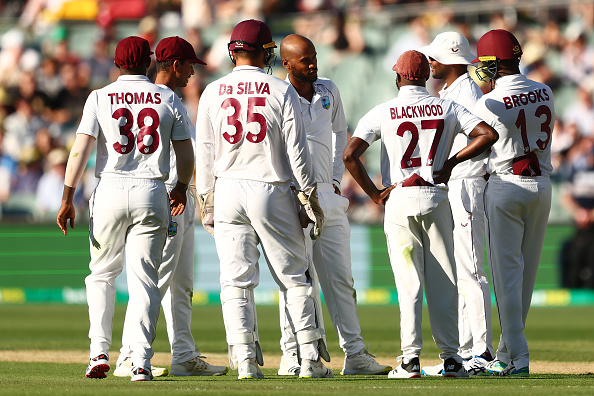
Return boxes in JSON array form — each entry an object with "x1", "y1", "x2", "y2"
[
  {"x1": 433, "y1": 159, "x2": 455, "y2": 185},
  {"x1": 375, "y1": 184, "x2": 396, "y2": 206},
  {"x1": 169, "y1": 182, "x2": 188, "y2": 217},
  {"x1": 197, "y1": 191, "x2": 214, "y2": 236},
  {"x1": 57, "y1": 203, "x2": 76, "y2": 236},
  {"x1": 433, "y1": 168, "x2": 452, "y2": 185}
]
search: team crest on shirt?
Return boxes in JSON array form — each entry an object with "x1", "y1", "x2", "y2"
[
  {"x1": 168, "y1": 221, "x2": 178, "y2": 237},
  {"x1": 321, "y1": 96, "x2": 330, "y2": 110}
]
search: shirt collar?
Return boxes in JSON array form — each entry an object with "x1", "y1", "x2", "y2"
[
  {"x1": 495, "y1": 74, "x2": 525, "y2": 87},
  {"x1": 398, "y1": 85, "x2": 430, "y2": 97},
  {"x1": 284, "y1": 73, "x2": 321, "y2": 103},
  {"x1": 116, "y1": 75, "x2": 151, "y2": 82},
  {"x1": 439, "y1": 73, "x2": 471, "y2": 96},
  {"x1": 233, "y1": 65, "x2": 264, "y2": 73},
  {"x1": 156, "y1": 83, "x2": 172, "y2": 92}
]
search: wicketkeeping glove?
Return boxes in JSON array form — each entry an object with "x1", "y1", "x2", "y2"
[
  {"x1": 296, "y1": 185, "x2": 324, "y2": 240},
  {"x1": 197, "y1": 192, "x2": 214, "y2": 236}
]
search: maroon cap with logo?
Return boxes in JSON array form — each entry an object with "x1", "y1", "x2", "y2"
[
  {"x1": 392, "y1": 50, "x2": 430, "y2": 81},
  {"x1": 472, "y1": 29, "x2": 523, "y2": 63},
  {"x1": 228, "y1": 19, "x2": 277, "y2": 52},
  {"x1": 114, "y1": 36, "x2": 153, "y2": 68},
  {"x1": 155, "y1": 36, "x2": 206, "y2": 65}
]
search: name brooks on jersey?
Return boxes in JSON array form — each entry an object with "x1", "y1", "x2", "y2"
[
  {"x1": 390, "y1": 104, "x2": 444, "y2": 120},
  {"x1": 108, "y1": 92, "x2": 162, "y2": 105},
  {"x1": 219, "y1": 82, "x2": 271, "y2": 95},
  {"x1": 503, "y1": 88, "x2": 550, "y2": 110}
]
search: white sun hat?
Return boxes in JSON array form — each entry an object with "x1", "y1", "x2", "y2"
[{"x1": 420, "y1": 32, "x2": 475, "y2": 65}]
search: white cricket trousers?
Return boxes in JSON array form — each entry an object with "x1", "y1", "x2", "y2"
[
  {"x1": 485, "y1": 174, "x2": 551, "y2": 370},
  {"x1": 86, "y1": 177, "x2": 168, "y2": 369},
  {"x1": 279, "y1": 183, "x2": 365, "y2": 356},
  {"x1": 119, "y1": 189, "x2": 198, "y2": 365},
  {"x1": 448, "y1": 177, "x2": 493, "y2": 358},
  {"x1": 384, "y1": 188, "x2": 460, "y2": 360},
  {"x1": 214, "y1": 178, "x2": 319, "y2": 364}
]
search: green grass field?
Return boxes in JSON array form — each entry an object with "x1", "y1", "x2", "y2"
[{"x1": 1, "y1": 305, "x2": 593, "y2": 395}]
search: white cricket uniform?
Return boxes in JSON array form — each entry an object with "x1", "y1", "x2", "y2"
[
  {"x1": 195, "y1": 65, "x2": 321, "y2": 364},
  {"x1": 440, "y1": 74, "x2": 493, "y2": 359},
  {"x1": 78, "y1": 75, "x2": 190, "y2": 369},
  {"x1": 118, "y1": 84, "x2": 199, "y2": 365},
  {"x1": 278, "y1": 77, "x2": 365, "y2": 357},
  {"x1": 353, "y1": 85, "x2": 482, "y2": 361},
  {"x1": 473, "y1": 74, "x2": 554, "y2": 370}
]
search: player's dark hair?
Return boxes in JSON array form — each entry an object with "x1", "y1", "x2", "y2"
[
  {"x1": 233, "y1": 48, "x2": 263, "y2": 61},
  {"x1": 120, "y1": 65, "x2": 148, "y2": 75},
  {"x1": 156, "y1": 60, "x2": 175, "y2": 73}
]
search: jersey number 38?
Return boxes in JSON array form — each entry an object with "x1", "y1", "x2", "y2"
[{"x1": 112, "y1": 108, "x2": 161, "y2": 155}]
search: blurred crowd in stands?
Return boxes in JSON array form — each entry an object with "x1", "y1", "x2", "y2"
[{"x1": 1, "y1": 0, "x2": 594, "y2": 236}]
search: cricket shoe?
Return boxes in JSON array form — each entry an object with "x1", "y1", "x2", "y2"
[
  {"x1": 485, "y1": 359, "x2": 508, "y2": 375},
  {"x1": 421, "y1": 363, "x2": 443, "y2": 376},
  {"x1": 170, "y1": 355, "x2": 228, "y2": 376},
  {"x1": 237, "y1": 358, "x2": 264, "y2": 379},
  {"x1": 113, "y1": 356, "x2": 168, "y2": 377},
  {"x1": 388, "y1": 356, "x2": 421, "y2": 378},
  {"x1": 85, "y1": 353, "x2": 110, "y2": 379},
  {"x1": 131, "y1": 366, "x2": 153, "y2": 381},
  {"x1": 342, "y1": 349, "x2": 392, "y2": 375},
  {"x1": 278, "y1": 352, "x2": 300, "y2": 376},
  {"x1": 299, "y1": 358, "x2": 334, "y2": 378},
  {"x1": 498, "y1": 364, "x2": 529, "y2": 377},
  {"x1": 442, "y1": 357, "x2": 469, "y2": 377},
  {"x1": 463, "y1": 355, "x2": 492, "y2": 376}
]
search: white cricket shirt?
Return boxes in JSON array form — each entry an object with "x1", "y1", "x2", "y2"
[
  {"x1": 77, "y1": 75, "x2": 190, "y2": 180},
  {"x1": 353, "y1": 85, "x2": 482, "y2": 188},
  {"x1": 195, "y1": 65, "x2": 314, "y2": 194},
  {"x1": 286, "y1": 76, "x2": 348, "y2": 186},
  {"x1": 473, "y1": 74, "x2": 555, "y2": 177},
  {"x1": 438, "y1": 73, "x2": 485, "y2": 180},
  {"x1": 156, "y1": 84, "x2": 196, "y2": 188}
]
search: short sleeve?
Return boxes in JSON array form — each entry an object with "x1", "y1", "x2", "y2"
[
  {"x1": 472, "y1": 97, "x2": 498, "y2": 128},
  {"x1": 353, "y1": 106, "x2": 382, "y2": 145},
  {"x1": 453, "y1": 102, "x2": 483, "y2": 138},
  {"x1": 170, "y1": 93, "x2": 191, "y2": 141},
  {"x1": 76, "y1": 91, "x2": 100, "y2": 137}
]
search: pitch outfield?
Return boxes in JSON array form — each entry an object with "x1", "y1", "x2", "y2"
[{"x1": 0, "y1": 305, "x2": 593, "y2": 395}]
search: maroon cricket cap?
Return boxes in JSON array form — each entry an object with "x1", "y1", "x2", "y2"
[
  {"x1": 472, "y1": 29, "x2": 523, "y2": 63},
  {"x1": 114, "y1": 36, "x2": 153, "y2": 68},
  {"x1": 392, "y1": 50, "x2": 430, "y2": 81},
  {"x1": 155, "y1": 36, "x2": 206, "y2": 65},
  {"x1": 228, "y1": 19, "x2": 277, "y2": 52}
]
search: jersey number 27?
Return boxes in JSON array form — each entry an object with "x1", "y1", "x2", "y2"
[{"x1": 398, "y1": 119, "x2": 444, "y2": 169}]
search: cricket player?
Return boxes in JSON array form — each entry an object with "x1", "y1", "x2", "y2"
[
  {"x1": 277, "y1": 34, "x2": 391, "y2": 376},
  {"x1": 114, "y1": 36, "x2": 228, "y2": 378},
  {"x1": 56, "y1": 36, "x2": 195, "y2": 381},
  {"x1": 472, "y1": 29, "x2": 555, "y2": 377},
  {"x1": 195, "y1": 19, "x2": 331, "y2": 379},
  {"x1": 419, "y1": 32, "x2": 495, "y2": 376},
  {"x1": 343, "y1": 50, "x2": 498, "y2": 379}
]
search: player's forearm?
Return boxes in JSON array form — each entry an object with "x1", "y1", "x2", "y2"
[
  {"x1": 454, "y1": 122, "x2": 498, "y2": 164},
  {"x1": 64, "y1": 133, "x2": 95, "y2": 192},
  {"x1": 343, "y1": 138, "x2": 380, "y2": 201},
  {"x1": 172, "y1": 139, "x2": 194, "y2": 184}
]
